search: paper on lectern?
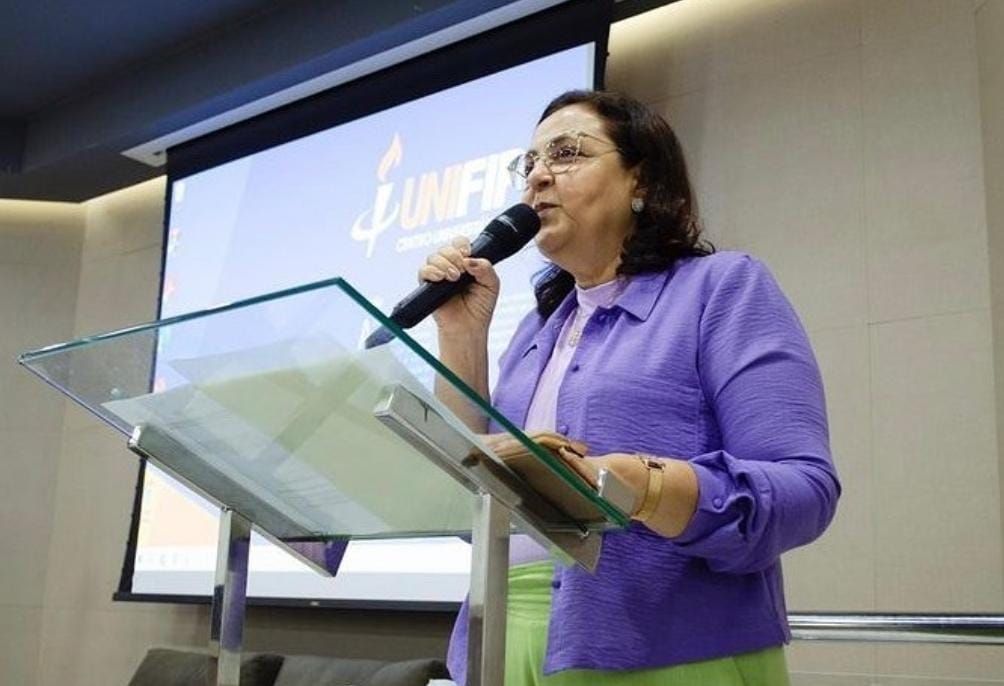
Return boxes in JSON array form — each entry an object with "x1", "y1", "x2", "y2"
[{"x1": 104, "y1": 336, "x2": 489, "y2": 538}]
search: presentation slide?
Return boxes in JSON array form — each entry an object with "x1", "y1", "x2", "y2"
[{"x1": 132, "y1": 44, "x2": 595, "y2": 603}]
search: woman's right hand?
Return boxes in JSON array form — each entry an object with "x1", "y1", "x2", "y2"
[{"x1": 418, "y1": 236, "x2": 500, "y2": 335}]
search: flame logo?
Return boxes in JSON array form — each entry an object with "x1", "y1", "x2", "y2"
[
  {"x1": 377, "y1": 133, "x2": 403, "y2": 183},
  {"x1": 351, "y1": 134, "x2": 403, "y2": 257}
]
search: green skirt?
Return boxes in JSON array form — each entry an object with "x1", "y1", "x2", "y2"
[{"x1": 504, "y1": 562, "x2": 790, "y2": 686}]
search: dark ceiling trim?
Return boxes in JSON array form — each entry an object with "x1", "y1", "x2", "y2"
[
  {"x1": 612, "y1": 0, "x2": 680, "y2": 22},
  {"x1": 0, "y1": 119, "x2": 25, "y2": 174}
]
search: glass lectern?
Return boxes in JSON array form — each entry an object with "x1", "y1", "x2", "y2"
[{"x1": 18, "y1": 277, "x2": 632, "y2": 686}]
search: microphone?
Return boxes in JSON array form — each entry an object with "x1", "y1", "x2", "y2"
[{"x1": 364, "y1": 203, "x2": 541, "y2": 348}]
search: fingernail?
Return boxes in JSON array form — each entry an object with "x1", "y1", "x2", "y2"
[{"x1": 448, "y1": 267, "x2": 460, "y2": 279}]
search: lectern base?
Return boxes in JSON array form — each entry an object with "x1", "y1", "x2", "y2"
[
  {"x1": 467, "y1": 494, "x2": 510, "y2": 686},
  {"x1": 208, "y1": 508, "x2": 251, "y2": 686}
]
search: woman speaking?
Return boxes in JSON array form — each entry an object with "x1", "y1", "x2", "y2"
[{"x1": 420, "y1": 90, "x2": 840, "y2": 686}]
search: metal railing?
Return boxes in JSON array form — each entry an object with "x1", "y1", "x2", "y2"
[{"x1": 790, "y1": 613, "x2": 1004, "y2": 645}]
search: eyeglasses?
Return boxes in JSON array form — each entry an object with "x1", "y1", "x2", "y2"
[{"x1": 507, "y1": 130, "x2": 621, "y2": 188}]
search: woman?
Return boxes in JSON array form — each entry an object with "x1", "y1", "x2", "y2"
[{"x1": 420, "y1": 90, "x2": 840, "y2": 685}]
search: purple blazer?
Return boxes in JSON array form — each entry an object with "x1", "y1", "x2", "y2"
[{"x1": 447, "y1": 251, "x2": 840, "y2": 682}]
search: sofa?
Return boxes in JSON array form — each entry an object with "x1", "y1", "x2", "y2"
[{"x1": 127, "y1": 648, "x2": 452, "y2": 686}]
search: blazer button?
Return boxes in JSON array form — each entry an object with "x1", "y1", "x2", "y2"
[
  {"x1": 571, "y1": 363, "x2": 580, "y2": 372},
  {"x1": 558, "y1": 424, "x2": 569, "y2": 434},
  {"x1": 551, "y1": 578, "x2": 561, "y2": 590}
]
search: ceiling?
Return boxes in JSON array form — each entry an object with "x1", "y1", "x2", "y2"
[
  {"x1": 1, "y1": 1, "x2": 277, "y2": 117},
  {"x1": 0, "y1": 0, "x2": 657, "y2": 202}
]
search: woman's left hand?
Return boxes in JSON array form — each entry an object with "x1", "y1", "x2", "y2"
[{"x1": 557, "y1": 450, "x2": 700, "y2": 537}]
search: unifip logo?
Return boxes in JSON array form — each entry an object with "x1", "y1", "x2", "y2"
[{"x1": 351, "y1": 133, "x2": 522, "y2": 256}]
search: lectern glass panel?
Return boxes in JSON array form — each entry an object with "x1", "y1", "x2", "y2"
[{"x1": 19, "y1": 277, "x2": 630, "y2": 543}]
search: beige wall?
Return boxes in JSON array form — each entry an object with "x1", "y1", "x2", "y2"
[
  {"x1": 980, "y1": 0, "x2": 1004, "y2": 583},
  {"x1": 3, "y1": 0, "x2": 1004, "y2": 684},
  {"x1": 34, "y1": 178, "x2": 203, "y2": 684},
  {"x1": 608, "y1": 0, "x2": 1004, "y2": 682},
  {"x1": 0, "y1": 201, "x2": 83, "y2": 685}
]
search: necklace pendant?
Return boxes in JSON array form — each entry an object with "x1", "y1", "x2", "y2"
[{"x1": 566, "y1": 308, "x2": 590, "y2": 347}]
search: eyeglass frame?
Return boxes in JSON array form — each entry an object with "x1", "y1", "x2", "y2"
[{"x1": 507, "y1": 130, "x2": 622, "y2": 188}]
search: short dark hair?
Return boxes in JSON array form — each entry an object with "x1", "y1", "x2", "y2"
[{"x1": 532, "y1": 90, "x2": 714, "y2": 317}]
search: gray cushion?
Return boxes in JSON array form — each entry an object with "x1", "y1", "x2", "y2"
[
  {"x1": 128, "y1": 648, "x2": 284, "y2": 686},
  {"x1": 273, "y1": 655, "x2": 449, "y2": 686}
]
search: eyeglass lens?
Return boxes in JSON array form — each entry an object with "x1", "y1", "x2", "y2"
[{"x1": 509, "y1": 133, "x2": 583, "y2": 186}]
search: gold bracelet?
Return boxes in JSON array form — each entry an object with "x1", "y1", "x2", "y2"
[{"x1": 632, "y1": 455, "x2": 665, "y2": 522}]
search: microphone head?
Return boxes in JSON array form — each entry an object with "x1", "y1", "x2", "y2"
[{"x1": 481, "y1": 203, "x2": 541, "y2": 262}]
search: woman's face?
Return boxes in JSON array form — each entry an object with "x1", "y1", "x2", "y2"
[{"x1": 521, "y1": 104, "x2": 640, "y2": 275}]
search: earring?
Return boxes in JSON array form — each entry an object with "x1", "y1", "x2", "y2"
[{"x1": 631, "y1": 197, "x2": 645, "y2": 214}]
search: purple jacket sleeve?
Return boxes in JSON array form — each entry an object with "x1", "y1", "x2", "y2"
[
  {"x1": 286, "y1": 540, "x2": 349, "y2": 576},
  {"x1": 670, "y1": 255, "x2": 840, "y2": 573}
]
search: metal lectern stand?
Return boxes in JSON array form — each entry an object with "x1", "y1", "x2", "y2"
[{"x1": 19, "y1": 276, "x2": 632, "y2": 686}]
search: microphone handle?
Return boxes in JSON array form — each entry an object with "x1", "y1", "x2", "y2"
[
  {"x1": 389, "y1": 271, "x2": 476, "y2": 329},
  {"x1": 365, "y1": 223, "x2": 523, "y2": 348}
]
